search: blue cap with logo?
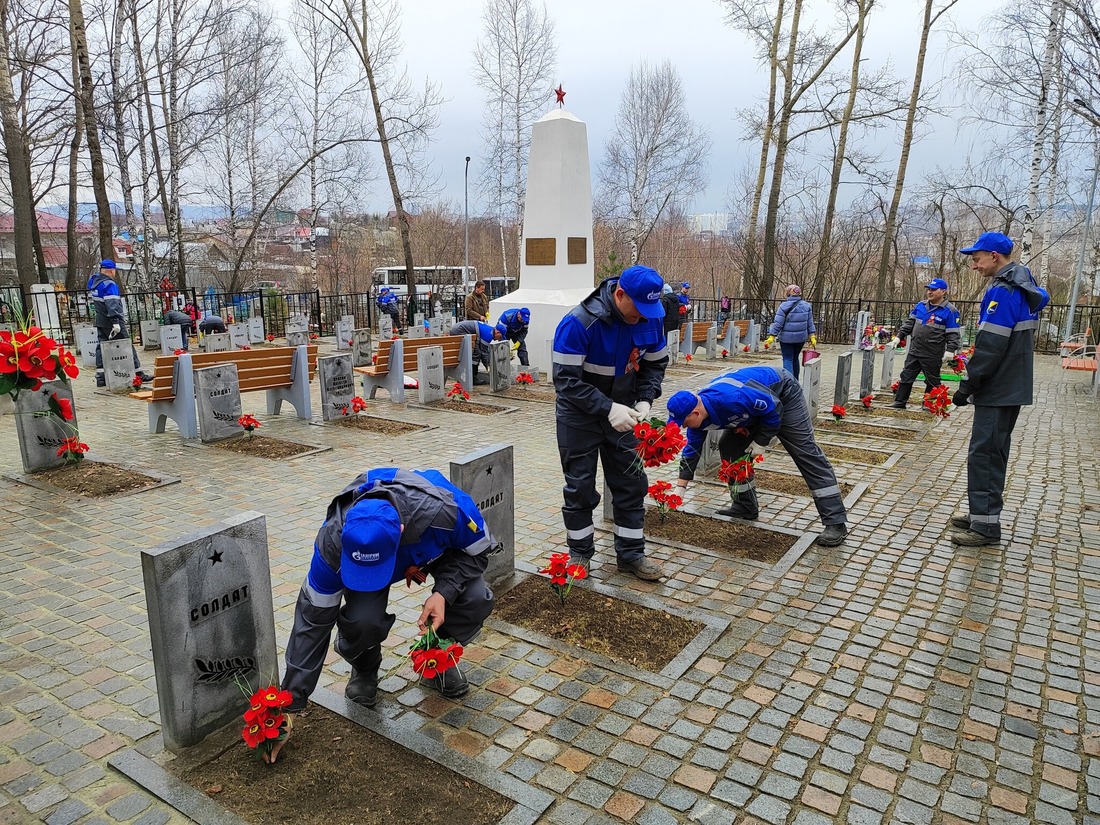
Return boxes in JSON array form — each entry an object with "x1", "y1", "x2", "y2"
[
  {"x1": 99, "y1": 259, "x2": 116, "y2": 270},
  {"x1": 339, "y1": 499, "x2": 403, "y2": 592},
  {"x1": 680, "y1": 281, "x2": 691, "y2": 289},
  {"x1": 666, "y1": 390, "x2": 699, "y2": 425},
  {"x1": 518, "y1": 307, "x2": 531, "y2": 324},
  {"x1": 617, "y1": 265, "x2": 665, "y2": 319},
  {"x1": 925, "y1": 278, "x2": 948, "y2": 290},
  {"x1": 379, "y1": 286, "x2": 390, "y2": 294},
  {"x1": 959, "y1": 232, "x2": 1013, "y2": 256}
]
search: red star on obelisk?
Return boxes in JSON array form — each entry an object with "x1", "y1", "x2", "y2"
[{"x1": 554, "y1": 84, "x2": 566, "y2": 107}]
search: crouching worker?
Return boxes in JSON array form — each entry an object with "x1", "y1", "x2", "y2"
[
  {"x1": 666, "y1": 365, "x2": 848, "y2": 547},
  {"x1": 269, "y1": 467, "x2": 497, "y2": 762}
]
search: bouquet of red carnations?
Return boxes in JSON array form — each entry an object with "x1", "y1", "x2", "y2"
[
  {"x1": 647, "y1": 480, "x2": 683, "y2": 522},
  {"x1": 923, "y1": 385, "x2": 951, "y2": 418},
  {"x1": 409, "y1": 623, "x2": 464, "y2": 679},
  {"x1": 539, "y1": 551, "x2": 588, "y2": 604},
  {"x1": 240, "y1": 684, "x2": 292, "y2": 759},
  {"x1": 632, "y1": 418, "x2": 687, "y2": 468}
]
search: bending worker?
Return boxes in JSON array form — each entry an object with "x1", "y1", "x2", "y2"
[
  {"x1": 667, "y1": 365, "x2": 848, "y2": 547},
  {"x1": 448, "y1": 319, "x2": 504, "y2": 385},
  {"x1": 495, "y1": 307, "x2": 531, "y2": 367}
]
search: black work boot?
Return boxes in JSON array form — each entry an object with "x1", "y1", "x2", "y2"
[
  {"x1": 815, "y1": 524, "x2": 848, "y2": 546},
  {"x1": 717, "y1": 486, "x2": 759, "y2": 520},
  {"x1": 422, "y1": 665, "x2": 469, "y2": 699},
  {"x1": 890, "y1": 385, "x2": 911, "y2": 409},
  {"x1": 345, "y1": 646, "x2": 383, "y2": 708}
]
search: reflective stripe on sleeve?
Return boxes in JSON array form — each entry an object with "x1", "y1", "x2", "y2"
[
  {"x1": 582, "y1": 362, "x2": 616, "y2": 376},
  {"x1": 304, "y1": 579, "x2": 342, "y2": 608},
  {"x1": 552, "y1": 351, "x2": 584, "y2": 365},
  {"x1": 642, "y1": 346, "x2": 668, "y2": 361},
  {"x1": 977, "y1": 321, "x2": 1012, "y2": 336}
]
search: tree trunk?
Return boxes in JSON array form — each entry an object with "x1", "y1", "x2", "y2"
[
  {"x1": 0, "y1": 14, "x2": 38, "y2": 292},
  {"x1": 130, "y1": 2, "x2": 157, "y2": 284},
  {"x1": 1040, "y1": 67, "x2": 1064, "y2": 283},
  {"x1": 66, "y1": 13, "x2": 85, "y2": 290},
  {"x1": 69, "y1": 0, "x2": 115, "y2": 259},
  {"x1": 111, "y1": 0, "x2": 143, "y2": 288}
]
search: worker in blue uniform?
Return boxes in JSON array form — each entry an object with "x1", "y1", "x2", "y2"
[
  {"x1": 951, "y1": 232, "x2": 1049, "y2": 547},
  {"x1": 448, "y1": 319, "x2": 503, "y2": 385},
  {"x1": 552, "y1": 265, "x2": 670, "y2": 581},
  {"x1": 889, "y1": 278, "x2": 962, "y2": 408},
  {"x1": 268, "y1": 468, "x2": 498, "y2": 762},
  {"x1": 376, "y1": 287, "x2": 402, "y2": 333},
  {"x1": 667, "y1": 365, "x2": 848, "y2": 547},
  {"x1": 87, "y1": 259, "x2": 148, "y2": 383},
  {"x1": 496, "y1": 307, "x2": 531, "y2": 366}
]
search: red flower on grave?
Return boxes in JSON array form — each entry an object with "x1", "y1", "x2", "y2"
[
  {"x1": 174, "y1": 348, "x2": 186, "y2": 355},
  {"x1": 861, "y1": 394, "x2": 873, "y2": 408},
  {"x1": 721, "y1": 349, "x2": 729, "y2": 358},
  {"x1": 351, "y1": 396, "x2": 367, "y2": 414},
  {"x1": 239, "y1": 345, "x2": 251, "y2": 350},
  {"x1": 742, "y1": 345, "x2": 750, "y2": 352},
  {"x1": 50, "y1": 393, "x2": 74, "y2": 421},
  {"x1": 309, "y1": 332, "x2": 319, "y2": 340},
  {"x1": 515, "y1": 372, "x2": 534, "y2": 385},
  {"x1": 831, "y1": 404, "x2": 846, "y2": 421},
  {"x1": 256, "y1": 686, "x2": 292, "y2": 709},
  {"x1": 684, "y1": 354, "x2": 692, "y2": 362},
  {"x1": 266, "y1": 333, "x2": 275, "y2": 342},
  {"x1": 132, "y1": 375, "x2": 144, "y2": 387},
  {"x1": 539, "y1": 552, "x2": 586, "y2": 603},
  {"x1": 242, "y1": 722, "x2": 266, "y2": 748},
  {"x1": 58, "y1": 348, "x2": 79, "y2": 379},
  {"x1": 56, "y1": 437, "x2": 89, "y2": 462},
  {"x1": 890, "y1": 380, "x2": 899, "y2": 392}
]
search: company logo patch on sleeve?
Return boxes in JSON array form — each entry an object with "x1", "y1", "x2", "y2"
[
  {"x1": 753, "y1": 399, "x2": 768, "y2": 411},
  {"x1": 987, "y1": 300, "x2": 998, "y2": 314}
]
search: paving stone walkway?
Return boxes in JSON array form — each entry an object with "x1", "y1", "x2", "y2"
[{"x1": 0, "y1": 345, "x2": 1097, "y2": 825}]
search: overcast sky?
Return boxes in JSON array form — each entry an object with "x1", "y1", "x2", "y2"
[{"x1": 382, "y1": 0, "x2": 1006, "y2": 217}]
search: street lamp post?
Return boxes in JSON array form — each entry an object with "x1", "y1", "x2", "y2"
[
  {"x1": 1067, "y1": 98, "x2": 1100, "y2": 341},
  {"x1": 464, "y1": 156, "x2": 471, "y2": 293}
]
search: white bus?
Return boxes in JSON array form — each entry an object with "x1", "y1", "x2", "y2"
[{"x1": 370, "y1": 266, "x2": 476, "y2": 300}]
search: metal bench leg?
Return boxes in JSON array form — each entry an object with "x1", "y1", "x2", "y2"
[
  {"x1": 453, "y1": 336, "x2": 474, "y2": 388},
  {"x1": 267, "y1": 345, "x2": 313, "y2": 419}
]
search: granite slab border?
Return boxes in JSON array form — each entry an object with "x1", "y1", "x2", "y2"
[
  {"x1": 3, "y1": 452, "x2": 181, "y2": 501},
  {"x1": 183, "y1": 440, "x2": 332, "y2": 461},
  {"x1": 109, "y1": 686, "x2": 553, "y2": 825},
  {"x1": 406, "y1": 400, "x2": 520, "y2": 416},
  {"x1": 487, "y1": 568, "x2": 729, "y2": 690},
  {"x1": 307, "y1": 414, "x2": 439, "y2": 435},
  {"x1": 697, "y1": 472, "x2": 872, "y2": 509}
]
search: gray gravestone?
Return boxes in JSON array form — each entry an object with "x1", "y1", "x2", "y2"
[
  {"x1": 287, "y1": 331, "x2": 309, "y2": 348},
  {"x1": 336, "y1": 317, "x2": 354, "y2": 350},
  {"x1": 141, "y1": 320, "x2": 161, "y2": 350},
  {"x1": 853, "y1": 310, "x2": 871, "y2": 348},
  {"x1": 318, "y1": 354, "x2": 355, "y2": 421},
  {"x1": 228, "y1": 322, "x2": 250, "y2": 349},
  {"x1": 880, "y1": 345, "x2": 895, "y2": 390},
  {"x1": 352, "y1": 329, "x2": 372, "y2": 367},
  {"x1": 78, "y1": 327, "x2": 100, "y2": 366},
  {"x1": 409, "y1": 323, "x2": 425, "y2": 339},
  {"x1": 801, "y1": 356, "x2": 822, "y2": 420},
  {"x1": 413, "y1": 312, "x2": 424, "y2": 328},
  {"x1": 427, "y1": 316, "x2": 443, "y2": 337},
  {"x1": 14, "y1": 381, "x2": 79, "y2": 473},
  {"x1": 667, "y1": 329, "x2": 680, "y2": 365},
  {"x1": 379, "y1": 314, "x2": 393, "y2": 339},
  {"x1": 443, "y1": 312, "x2": 455, "y2": 329},
  {"x1": 160, "y1": 324, "x2": 184, "y2": 355},
  {"x1": 704, "y1": 324, "x2": 718, "y2": 360},
  {"x1": 488, "y1": 340, "x2": 512, "y2": 392},
  {"x1": 747, "y1": 320, "x2": 759, "y2": 352},
  {"x1": 102, "y1": 338, "x2": 136, "y2": 392},
  {"x1": 247, "y1": 316, "x2": 265, "y2": 343},
  {"x1": 450, "y1": 444, "x2": 514, "y2": 585},
  {"x1": 141, "y1": 512, "x2": 277, "y2": 753},
  {"x1": 195, "y1": 363, "x2": 243, "y2": 443},
  {"x1": 833, "y1": 351, "x2": 852, "y2": 406},
  {"x1": 417, "y1": 345, "x2": 445, "y2": 404},
  {"x1": 286, "y1": 314, "x2": 309, "y2": 334},
  {"x1": 859, "y1": 348, "x2": 875, "y2": 398},
  {"x1": 204, "y1": 333, "x2": 232, "y2": 353}
]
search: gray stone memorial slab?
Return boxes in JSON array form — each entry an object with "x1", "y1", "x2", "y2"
[
  {"x1": 318, "y1": 354, "x2": 356, "y2": 421},
  {"x1": 443, "y1": 312, "x2": 455, "y2": 329},
  {"x1": 416, "y1": 345, "x2": 445, "y2": 404},
  {"x1": 699, "y1": 429, "x2": 722, "y2": 476},
  {"x1": 747, "y1": 320, "x2": 759, "y2": 352},
  {"x1": 102, "y1": 338, "x2": 136, "y2": 392},
  {"x1": 141, "y1": 320, "x2": 161, "y2": 350},
  {"x1": 352, "y1": 329, "x2": 372, "y2": 367},
  {"x1": 77, "y1": 327, "x2": 100, "y2": 366},
  {"x1": 285, "y1": 314, "x2": 309, "y2": 335},
  {"x1": 14, "y1": 381, "x2": 79, "y2": 473},
  {"x1": 247, "y1": 316, "x2": 265, "y2": 343},
  {"x1": 204, "y1": 333, "x2": 231, "y2": 353},
  {"x1": 195, "y1": 363, "x2": 243, "y2": 443},
  {"x1": 413, "y1": 312, "x2": 424, "y2": 328},
  {"x1": 160, "y1": 324, "x2": 184, "y2": 355},
  {"x1": 801, "y1": 356, "x2": 822, "y2": 420},
  {"x1": 450, "y1": 444, "x2": 514, "y2": 585},
  {"x1": 228, "y1": 323, "x2": 250, "y2": 350},
  {"x1": 704, "y1": 324, "x2": 718, "y2": 359},
  {"x1": 880, "y1": 345, "x2": 896, "y2": 389},
  {"x1": 336, "y1": 317, "x2": 354, "y2": 350},
  {"x1": 141, "y1": 512, "x2": 277, "y2": 753},
  {"x1": 859, "y1": 348, "x2": 875, "y2": 398},
  {"x1": 834, "y1": 351, "x2": 852, "y2": 405},
  {"x1": 428, "y1": 316, "x2": 443, "y2": 337},
  {"x1": 667, "y1": 329, "x2": 680, "y2": 365},
  {"x1": 488, "y1": 340, "x2": 512, "y2": 392},
  {"x1": 409, "y1": 324, "x2": 425, "y2": 339},
  {"x1": 379, "y1": 314, "x2": 393, "y2": 339},
  {"x1": 853, "y1": 310, "x2": 871, "y2": 348},
  {"x1": 287, "y1": 331, "x2": 309, "y2": 348}
]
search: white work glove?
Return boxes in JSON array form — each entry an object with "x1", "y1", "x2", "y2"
[
  {"x1": 889, "y1": 337, "x2": 899, "y2": 348},
  {"x1": 110, "y1": 323, "x2": 121, "y2": 338},
  {"x1": 675, "y1": 480, "x2": 694, "y2": 499},
  {"x1": 608, "y1": 402, "x2": 640, "y2": 433},
  {"x1": 749, "y1": 442, "x2": 767, "y2": 458},
  {"x1": 634, "y1": 401, "x2": 652, "y2": 419},
  {"x1": 943, "y1": 351, "x2": 957, "y2": 362}
]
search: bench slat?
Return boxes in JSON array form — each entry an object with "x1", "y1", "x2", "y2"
[
  {"x1": 1062, "y1": 357, "x2": 1098, "y2": 371},
  {"x1": 140, "y1": 344, "x2": 319, "y2": 402}
]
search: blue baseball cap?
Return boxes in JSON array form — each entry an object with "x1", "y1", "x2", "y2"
[
  {"x1": 925, "y1": 278, "x2": 948, "y2": 290},
  {"x1": 340, "y1": 499, "x2": 403, "y2": 592},
  {"x1": 99, "y1": 259, "x2": 116, "y2": 269},
  {"x1": 666, "y1": 391, "x2": 699, "y2": 425},
  {"x1": 960, "y1": 232, "x2": 1013, "y2": 256},
  {"x1": 495, "y1": 322, "x2": 508, "y2": 338},
  {"x1": 617, "y1": 266, "x2": 665, "y2": 319},
  {"x1": 518, "y1": 308, "x2": 531, "y2": 324},
  {"x1": 680, "y1": 281, "x2": 691, "y2": 289},
  {"x1": 379, "y1": 286, "x2": 390, "y2": 293}
]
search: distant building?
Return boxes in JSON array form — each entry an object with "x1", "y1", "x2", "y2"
[{"x1": 690, "y1": 212, "x2": 732, "y2": 237}]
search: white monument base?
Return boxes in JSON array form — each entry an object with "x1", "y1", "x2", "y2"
[{"x1": 490, "y1": 286, "x2": 592, "y2": 375}]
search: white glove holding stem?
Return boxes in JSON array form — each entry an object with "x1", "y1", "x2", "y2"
[
  {"x1": 749, "y1": 442, "x2": 767, "y2": 458},
  {"x1": 608, "y1": 402, "x2": 639, "y2": 433},
  {"x1": 634, "y1": 400, "x2": 652, "y2": 419},
  {"x1": 889, "y1": 336, "x2": 899, "y2": 348},
  {"x1": 110, "y1": 323, "x2": 121, "y2": 338},
  {"x1": 943, "y1": 351, "x2": 957, "y2": 362}
]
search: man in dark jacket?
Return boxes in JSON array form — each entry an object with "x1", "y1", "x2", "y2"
[
  {"x1": 888, "y1": 278, "x2": 961, "y2": 409},
  {"x1": 268, "y1": 468, "x2": 497, "y2": 762},
  {"x1": 163, "y1": 309, "x2": 194, "y2": 350},
  {"x1": 552, "y1": 265, "x2": 669, "y2": 581},
  {"x1": 950, "y1": 233, "x2": 1049, "y2": 546},
  {"x1": 660, "y1": 284, "x2": 683, "y2": 336},
  {"x1": 87, "y1": 259, "x2": 147, "y2": 381}
]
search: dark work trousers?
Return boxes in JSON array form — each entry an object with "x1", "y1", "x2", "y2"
[
  {"x1": 94, "y1": 326, "x2": 142, "y2": 370},
  {"x1": 894, "y1": 349, "x2": 943, "y2": 404},
  {"x1": 966, "y1": 405, "x2": 1021, "y2": 539},
  {"x1": 716, "y1": 428, "x2": 760, "y2": 515},
  {"x1": 779, "y1": 341, "x2": 804, "y2": 380},
  {"x1": 557, "y1": 417, "x2": 646, "y2": 563},
  {"x1": 770, "y1": 375, "x2": 847, "y2": 526},
  {"x1": 510, "y1": 334, "x2": 530, "y2": 366}
]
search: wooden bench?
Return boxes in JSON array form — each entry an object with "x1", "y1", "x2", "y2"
[
  {"x1": 130, "y1": 345, "x2": 319, "y2": 437},
  {"x1": 353, "y1": 334, "x2": 474, "y2": 403}
]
